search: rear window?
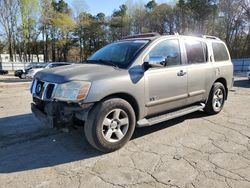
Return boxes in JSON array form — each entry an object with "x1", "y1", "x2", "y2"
[
  {"x1": 184, "y1": 40, "x2": 208, "y2": 64},
  {"x1": 212, "y1": 42, "x2": 229, "y2": 62}
]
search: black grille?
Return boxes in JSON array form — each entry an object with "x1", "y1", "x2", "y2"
[
  {"x1": 46, "y1": 84, "x2": 55, "y2": 99},
  {"x1": 32, "y1": 79, "x2": 56, "y2": 100}
]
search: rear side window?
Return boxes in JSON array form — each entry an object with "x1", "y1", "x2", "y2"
[
  {"x1": 184, "y1": 40, "x2": 208, "y2": 64},
  {"x1": 212, "y1": 42, "x2": 229, "y2": 62}
]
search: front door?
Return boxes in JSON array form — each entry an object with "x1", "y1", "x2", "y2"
[{"x1": 144, "y1": 39, "x2": 188, "y2": 116}]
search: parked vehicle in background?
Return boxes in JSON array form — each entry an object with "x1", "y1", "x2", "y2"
[
  {"x1": 247, "y1": 66, "x2": 250, "y2": 80},
  {"x1": 30, "y1": 33, "x2": 233, "y2": 152},
  {"x1": 26, "y1": 63, "x2": 71, "y2": 79},
  {"x1": 14, "y1": 64, "x2": 42, "y2": 79},
  {"x1": 14, "y1": 69, "x2": 27, "y2": 78},
  {"x1": 0, "y1": 70, "x2": 8, "y2": 75}
]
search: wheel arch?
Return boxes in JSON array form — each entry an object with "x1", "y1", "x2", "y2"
[
  {"x1": 101, "y1": 93, "x2": 140, "y2": 121},
  {"x1": 213, "y1": 77, "x2": 228, "y2": 100}
]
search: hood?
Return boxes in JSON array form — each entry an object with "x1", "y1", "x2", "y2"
[{"x1": 35, "y1": 63, "x2": 121, "y2": 84}]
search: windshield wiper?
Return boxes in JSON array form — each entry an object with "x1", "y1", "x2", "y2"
[
  {"x1": 98, "y1": 59, "x2": 120, "y2": 69},
  {"x1": 86, "y1": 59, "x2": 119, "y2": 69}
]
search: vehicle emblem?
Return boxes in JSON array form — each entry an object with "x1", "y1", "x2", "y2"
[{"x1": 36, "y1": 83, "x2": 42, "y2": 93}]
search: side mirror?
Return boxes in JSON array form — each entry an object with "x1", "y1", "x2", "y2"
[{"x1": 144, "y1": 56, "x2": 166, "y2": 70}]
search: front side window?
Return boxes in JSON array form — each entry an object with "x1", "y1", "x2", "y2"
[
  {"x1": 212, "y1": 42, "x2": 229, "y2": 62},
  {"x1": 88, "y1": 40, "x2": 149, "y2": 68},
  {"x1": 148, "y1": 39, "x2": 181, "y2": 67},
  {"x1": 184, "y1": 40, "x2": 208, "y2": 64}
]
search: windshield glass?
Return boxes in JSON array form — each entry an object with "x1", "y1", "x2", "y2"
[
  {"x1": 33, "y1": 64, "x2": 47, "y2": 68},
  {"x1": 88, "y1": 40, "x2": 149, "y2": 68},
  {"x1": 26, "y1": 65, "x2": 32, "y2": 69}
]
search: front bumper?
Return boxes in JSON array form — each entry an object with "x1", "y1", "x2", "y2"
[
  {"x1": 26, "y1": 73, "x2": 34, "y2": 79},
  {"x1": 31, "y1": 100, "x2": 94, "y2": 128},
  {"x1": 31, "y1": 103, "x2": 54, "y2": 127}
]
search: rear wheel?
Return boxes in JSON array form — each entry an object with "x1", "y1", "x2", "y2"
[
  {"x1": 204, "y1": 82, "x2": 226, "y2": 115},
  {"x1": 84, "y1": 98, "x2": 136, "y2": 152}
]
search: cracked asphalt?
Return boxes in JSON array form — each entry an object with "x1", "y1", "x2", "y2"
[{"x1": 0, "y1": 76, "x2": 250, "y2": 188}]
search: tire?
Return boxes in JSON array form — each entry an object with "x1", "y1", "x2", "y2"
[
  {"x1": 84, "y1": 98, "x2": 136, "y2": 152},
  {"x1": 204, "y1": 82, "x2": 226, "y2": 115},
  {"x1": 20, "y1": 73, "x2": 26, "y2": 79}
]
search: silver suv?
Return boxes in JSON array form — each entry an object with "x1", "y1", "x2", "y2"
[{"x1": 30, "y1": 33, "x2": 233, "y2": 152}]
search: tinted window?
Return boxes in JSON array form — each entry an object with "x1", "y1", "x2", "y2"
[
  {"x1": 184, "y1": 40, "x2": 207, "y2": 64},
  {"x1": 212, "y1": 42, "x2": 229, "y2": 62},
  {"x1": 51, "y1": 64, "x2": 59, "y2": 68},
  {"x1": 34, "y1": 65, "x2": 46, "y2": 68},
  {"x1": 51, "y1": 64, "x2": 69, "y2": 68},
  {"x1": 149, "y1": 39, "x2": 181, "y2": 67}
]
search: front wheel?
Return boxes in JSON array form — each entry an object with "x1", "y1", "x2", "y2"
[
  {"x1": 20, "y1": 73, "x2": 26, "y2": 79},
  {"x1": 204, "y1": 82, "x2": 226, "y2": 115},
  {"x1": 84, "y1": 98, "x2": 136, "y2": 152}
]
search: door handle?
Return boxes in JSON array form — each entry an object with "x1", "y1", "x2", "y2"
[{"x1": 177, "y1": 70, "x2": 186, "y2": 76}]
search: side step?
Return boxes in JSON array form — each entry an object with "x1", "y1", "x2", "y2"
[{"x1": 137, "y1": 103, "x2": 205, "y2": 127}]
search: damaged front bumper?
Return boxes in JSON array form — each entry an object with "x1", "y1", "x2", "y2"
[{"x1": 31, "y1": 98, "x2": 94, "y2": 128}]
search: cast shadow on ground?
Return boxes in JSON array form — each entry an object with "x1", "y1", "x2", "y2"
[
  {"x1": 132, "y1": 111, "x2": 206, "y2": 139},
  {"x1": 0, "y1": 78, "x2": 31, "y2": 83},
  {"x1": 0, "y1": 111, "x2": 206, "y2": 173}
]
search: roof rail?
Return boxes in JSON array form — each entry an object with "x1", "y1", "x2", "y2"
[
  {"x1": 122, "y1": 32, "x2": 160, "y2": 40},
  {"x1": 202, "y1": 35, "x2": 220, "y2": 40}
]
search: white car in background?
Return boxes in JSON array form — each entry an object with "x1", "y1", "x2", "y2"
[
  {"x1": 26, "y1": 63, "x2": 71, "y2": 79},
  {"x1": 247, "y1": 66, "x2": 250, "y2": 80}
]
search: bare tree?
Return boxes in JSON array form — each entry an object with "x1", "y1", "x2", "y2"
[
  {"x1": 0, "y1": 0, "x2": 19, "y2": 62},
  {"x1": 240, "y1": 0, "x2": 250, "y2": 57}
]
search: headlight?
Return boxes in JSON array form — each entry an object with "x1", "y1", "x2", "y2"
[{"x1": 53, "y1": 81, "x2": 91, "y2": 102}]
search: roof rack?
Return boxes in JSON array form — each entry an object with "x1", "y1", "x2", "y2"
[
  {"x1": 188, "y1": 34, "x2": 221, "y2": 40},
  {"x1": 122, "y1": 32, "x2": 161, "y2": 40},
  {"x1": 202, "y1": 35, "x2": 220, "y2": 40}
]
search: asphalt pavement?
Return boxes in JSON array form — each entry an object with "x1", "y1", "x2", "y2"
[{"x1": 0, "y1": 76, "x2": 250, "y2": 188}]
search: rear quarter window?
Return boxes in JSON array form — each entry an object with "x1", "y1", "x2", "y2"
[{"x1": 212, "y1": 42, "x2": 229, "y2": 62}]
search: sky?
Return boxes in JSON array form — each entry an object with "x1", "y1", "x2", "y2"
[
  {"x1": 65, "y1": 0, "x2": 174, "y2": 16},
  {"x1": 0, "y1": 0, "x2": 174, "y2": 40}
]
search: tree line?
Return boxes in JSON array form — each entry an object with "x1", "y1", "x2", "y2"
[{"x1": 0, "y1": 0, "x2": 249, "y2": 63}]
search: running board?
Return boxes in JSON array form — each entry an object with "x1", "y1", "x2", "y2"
[{"x1": 137, "y1": 103, "x2": 205, "y2": 127}]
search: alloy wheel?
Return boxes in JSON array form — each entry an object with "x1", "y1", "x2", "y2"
[
  {"x1": 212, "y1": 88, "x2": 224, "y2": 111},
  {"x1": 102, "y1": 109, "x2": 129, "y2": 143}
]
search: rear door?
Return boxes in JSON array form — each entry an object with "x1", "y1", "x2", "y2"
[{"x1": 182, "y1": 38, "x2": 214, "y2": 105}]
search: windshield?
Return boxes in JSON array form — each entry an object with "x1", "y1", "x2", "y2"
[
  {"x1": 88, "y1": 40, "x2": 149, "y2": 68},
  {"x1": 46, "y1": 63, "x2": 70, "y2": 68},
  {"x1": 26, "y1": 65, "x2": 32, "y2": 69},
  {"x1": 31, "y1": 64, "x2": 47, "y2": 68}
]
